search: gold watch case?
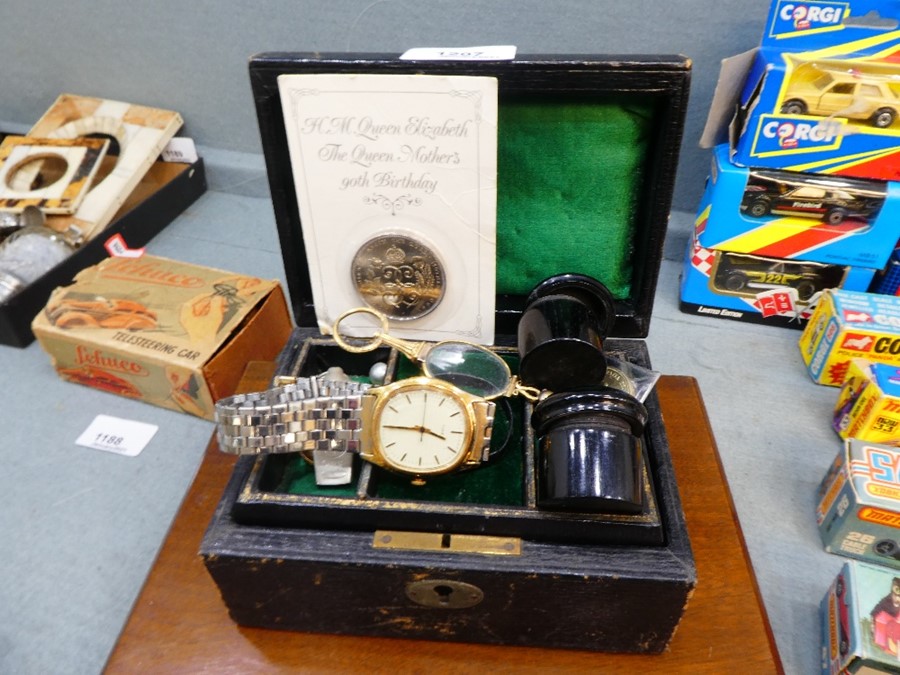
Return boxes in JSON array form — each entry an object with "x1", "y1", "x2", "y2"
[{"x1": 360, "y1": 375, "x2": 495, "y2": 483}]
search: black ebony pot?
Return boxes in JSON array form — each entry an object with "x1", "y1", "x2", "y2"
[
  {"x1": 517, "y1": 273, "x2": 616, "y2": 392},
  {"x1": 531, "y1": 386, "x2": 647, "y2": 513}
]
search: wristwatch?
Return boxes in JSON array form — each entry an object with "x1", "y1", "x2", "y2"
[
  {"x1": 359, "y1": 375, "x2": 495, "y2": 480},
  {"x1": 214, "y1": 374, "x2": 372, "y2": 456},
  {"x1": 215, "y1": 371, "x2": 496, "y2": 485},
  {"x1": 215, "y1": 307, "x2": 540, "y2": 485}
]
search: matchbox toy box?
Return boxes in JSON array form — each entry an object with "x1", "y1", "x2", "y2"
[
  {"x1": 31, "y1": 255, "x2": 292, "y2": 419},
  {"x1": 817, "y1": 439, "x2": 900, "y2": 569},
  {"x1": 835, "y1": 359, "x2": 900, "y2": 445},
  {"x1": 800, "y1": 289, "x2": 900, "y2": 386},
  {"x1": 820, "y1": 560, "x2": 900, "y2": 674},
  {"x1": 704, "y1": 0, "x2": 900, "y2": 183},
  {"x1": 694, "y1": 145, "x2": 900, "y2": 270}
]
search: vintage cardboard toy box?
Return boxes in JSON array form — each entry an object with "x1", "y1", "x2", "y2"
[
  {"x1": 32, "y1": 255, "x2": 292, "y2": 419},
  {"x1": 695, "y1": 144, "x2": 900, "y2": 270},
  {"x1": 821, "y1": 560, "x2": 900, "y2": 674},
  {"x1": 835, "y1": 359, "x2": 900, "y2": 444},
  {"x1": 817, "y1": 439, "x2": 900, "y2": 569},
  {"x1": 0, "y1": 94, "x2": 208, "y2": 348},
  {"x1": 0, "y1": 158, "x2": 206, "y2": 348},
  {"x1": 800, "y1": 289, "x2": 900, "y2": 385},
  {"x1": 681, "y1": 220, "x2": 876, "y2": 329},
  {"x1": 201, "y1": 52, "x2": 695, "y2": 654},
  {"x1": 704, "y1": 1, "x2": 900, "y2": 182}
]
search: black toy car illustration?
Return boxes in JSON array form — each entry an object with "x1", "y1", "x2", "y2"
[
  {"x1": 741, "y1": 170, "x2": 886, "y2": 225},
  {"x1": 713, "y1": 253, "x2": 839, "y2": 301}
]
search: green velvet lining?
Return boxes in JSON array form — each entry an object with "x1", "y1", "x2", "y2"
[{"x1": 496, "y1": 98, "x2": 654, "y2": 299}]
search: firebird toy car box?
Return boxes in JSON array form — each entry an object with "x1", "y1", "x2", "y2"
[
  {"x1": 201, "y1": 52, "x2": 696, "y2": 655},
  {"x1": 703, "y1": 0, "x2": 900, "y2": 183},
  {"x1": 800, "y1": 289, "x2": 900, "y2": 386},
  {"x1": 835, "y1": 359, "x2": 900, "y2": 445},
  {"x1": 817, "y1": 439, "x2": 900, "y2": 570},
  {"x1": 31, "y1": 255, "x2": 292, "y2": 419},
  {"x1": 821, "y1": 560, "x2": 900, "y2": 674},
  {"x1": 695, "y1": 145, "x2": 900, "y2": 270}
]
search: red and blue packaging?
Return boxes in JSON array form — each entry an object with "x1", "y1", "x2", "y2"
[
  {"x1": 680, "y1": 225, "x2": 875, "y2": 328},
  {"x1": 696, "y1": 145, "x2": 900, "y2": 269},
  {"x1": 705, "y1": 1, "x2": 900, "y2": 182},
  {"x1": 679, "y1": 145, "x2": 882, "y2": 327},
  {"x1": 684, "y1": 1, "x2": 900, "y2": 327}
]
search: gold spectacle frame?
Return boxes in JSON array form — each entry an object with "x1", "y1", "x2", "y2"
[{"x1": 331, "y1": 307, "x2": 542, "y2": 402}]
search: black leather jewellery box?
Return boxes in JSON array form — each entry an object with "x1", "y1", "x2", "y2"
[{"x1": 201, "y1": 52, "x2": 694, "y2": 653}]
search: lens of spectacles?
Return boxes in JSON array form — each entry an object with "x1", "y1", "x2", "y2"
[{"x1": 423, "y1": 341, "x2": 511, "y2": 398}]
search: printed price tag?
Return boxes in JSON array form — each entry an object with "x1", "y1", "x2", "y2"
[
  {"x1": 76, "y1": 414, "x2": 159, "y2": 457},
  {"x1": 312, "y1": 449, "x2": 354, "y2": 485},
  {"x1": 161, "y1": 137, "x2": 199, "y2": 164},
  {"x1": 104, "y1": 233, "x2": 145, "y2": 258},
  {"x1": 399, "y1": 45, "x2": 516, "y2": 61}
]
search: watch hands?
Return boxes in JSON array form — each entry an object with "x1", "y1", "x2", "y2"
[
  {"x1": 420, "y1": 394, "x2": 428, "y2": 441},
  {"x1": 382, "y1": 424, "x2": 446, "y2": 440}
]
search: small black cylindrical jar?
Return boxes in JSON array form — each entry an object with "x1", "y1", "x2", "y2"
[
  {"x1": 531, "y1": 386, "x2": 648, "y2": 513},
  {"x1": 517, "y1": 273, "x2": 616, "y2": 392}
]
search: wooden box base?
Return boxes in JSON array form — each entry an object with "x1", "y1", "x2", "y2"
[
  {"x1": 200, "y1": 328, "x2": 695, "y2": 653},
  {"x1": 106, "y1": 370, "x2": 781, "y2": 672}
]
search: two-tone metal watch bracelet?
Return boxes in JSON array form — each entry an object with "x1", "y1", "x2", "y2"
[{"x1": 214, "y1": 375, "x2": 372, "y2": 455}]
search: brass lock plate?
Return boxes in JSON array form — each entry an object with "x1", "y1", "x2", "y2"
[
  {"x1": 372, "y1": 530, "x2": 521, "y2": 555},
  {"x1": 405, "y1": 579, "x2": 484, "y2": 609}
]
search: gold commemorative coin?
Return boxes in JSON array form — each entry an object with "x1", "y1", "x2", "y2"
[
  {"x1": 602, "y1": 365, "x2": 637, "y2": 396},
  {"x1": 351, "y1": 234, "x2": 445, "y2": 320}
]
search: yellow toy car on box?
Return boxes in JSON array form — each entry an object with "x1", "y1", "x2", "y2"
[
  {"x1": 706, "y1": 0, "x2": 900, "y2": 182},
  {"x1": 781, "y1": 67, "x2": 900, "y2": 129}
]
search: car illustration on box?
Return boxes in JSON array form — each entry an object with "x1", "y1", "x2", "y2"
[
  {"x1": 740, "y1": 170, "x2": 886, "y2": 225},
  {"x1": 836, "y1": 574, "x2": 852, "y2": 657},
  {"x1": 57, "y1": 365, "x2": 142, "y2": 398},
  {"x1": 44, "y1": 295, "x2": 157, "y2": 330},
  {"x1": 780, "y1": 70, "x2": 900, "y2": 128},
  {"x1": 712, "y1": 252, "x2": 839, "y2": 301}
]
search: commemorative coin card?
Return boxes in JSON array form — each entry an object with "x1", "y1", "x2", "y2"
[{"x1": 277, "y1": 73, "x2": 498, "y2": 343}]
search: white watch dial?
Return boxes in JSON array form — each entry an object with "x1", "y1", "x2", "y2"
[{"x1": 375, "y1": 382, "x2": 472, "y2": 474}]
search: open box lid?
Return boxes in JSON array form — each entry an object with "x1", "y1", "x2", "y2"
[{"x1": 249, "y1": 53, "x2": 691, "y2": 339}]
